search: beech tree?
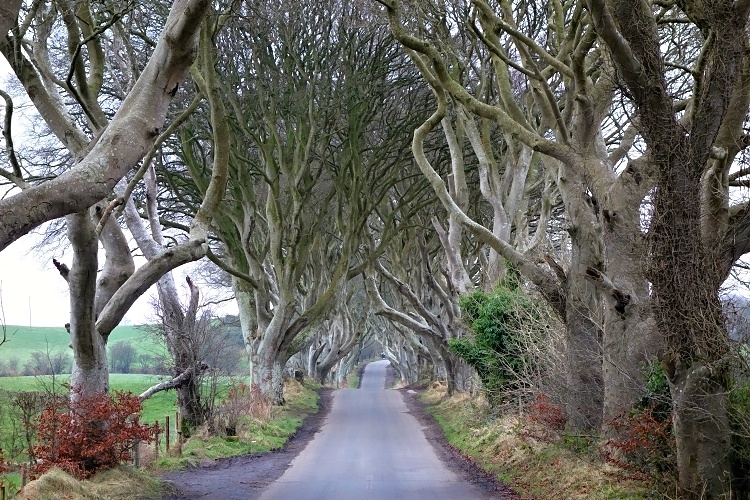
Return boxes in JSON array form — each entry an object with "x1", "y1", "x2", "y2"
[
  {"x1": 308, "y1": 282, "x2": 371, "y2": 385},
  {"x1": 586, "y1": 1, "x2": 750, "y2": 496},
  {"x1": 380, "y1": 0, "x2": 750, "y2": 495},
  {"x1": 0, "y1": 0, "x2": 215, "y2": 402},
  {"x1": 377, "y1": 0, "x2": 665, "y2": 434},
  {"x1": 0, "y1": 0, "x2": 210, "y2": 249},
  {"x1": 157, "y1": 0, "x2": 431, "y2": 403}
]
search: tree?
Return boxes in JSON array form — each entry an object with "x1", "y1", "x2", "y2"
[
  {"x1": 310, "y1": 282, "x2": 370, "y2": 384},
  {"x1": 377, "y1": 0, "x2": 664, "y2": 434},
  {"x1": 0, "y1": 0, "x2": 210, "y2": 250},
  {"x1": 159, "y1": 0, "x2": 431, "y2": 403},
  {"x1": 109, "y1": 341, "x2": 136, "y2": 374},
  {"x1": 586, "y1": 1, "x2": 750, "y2": 496}
]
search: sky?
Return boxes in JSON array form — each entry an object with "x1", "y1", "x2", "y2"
[
  {"x1": 0, "y1": 56, "x2": 233, "y2": 328},
  {"x1": 0, "y1": 233, "x2": 156, "y2": 327}
]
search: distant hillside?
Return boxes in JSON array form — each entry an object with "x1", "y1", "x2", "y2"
[{"x1": 0, "y1": 324, "x2": 166, "y2": 375}]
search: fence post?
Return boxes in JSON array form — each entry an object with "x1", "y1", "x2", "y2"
[
  {"x1": 175, "y1": 411, "x2": 183, "y2": 456},
  {"x1": 165, "y1": 415, "x2": 170, "y2": 454},
  {"x1": 133, "y1": 438, "x2": 141, "y2": 468},
  {"x1": 2, "y1": 483, "x2": 6, "y2": 500},
  {"x1": 21, "y1": 464, "x2": 27, "y2": 487}
]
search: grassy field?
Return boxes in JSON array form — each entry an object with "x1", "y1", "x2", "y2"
[
  {"x1": 0, "y1": 378, "x2": 323, "y2": 499},
  {"x1": 0, "y1": 374, "x2": 179, "y2": 426},
  {"x1": 0, "y1": 324, "x2": 165, "y2": 371}
]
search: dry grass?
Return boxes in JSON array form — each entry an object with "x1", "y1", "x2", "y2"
[
  {"x1": 421, "y1": 386, "x2": 661, "y2": 499},
  {"x1": 18, "y1": 466, "x2": 169, "y2": 500}
]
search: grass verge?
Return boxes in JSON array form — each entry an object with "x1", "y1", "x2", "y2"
[
  {"x1": 420, "y1": 386, "x2": 661, "y2": 499},
  {"x1": 5, "y1": 378, "x2": 323, "y2": 499},
  {"x1": 149, "y1": 377, "x2": 321, "y2": 471}
]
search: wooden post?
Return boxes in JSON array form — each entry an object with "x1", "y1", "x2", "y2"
[
  {"x1": 133, "y1": 438, "x2": 141, "y2": 468},
  {"x1": 175, "y1": 411, "x2": 183, "y2": 456},
  {"x1": 21, "y1": 464, "x2": 27, "y2": 487},
  {"x1": 2, "y1": 483, "x2": 7, "y2": 500},
  {"x1": 154, "y1": 429, "x2": 160, "y2": 457},
  {"x1": 165, "y1": 415, "x2": 170, "y2": 454}
]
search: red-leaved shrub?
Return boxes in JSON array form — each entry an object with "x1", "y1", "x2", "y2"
[
  {"x1": 31, "y1": 391, "x2": 158, "y2": 479},
  {"x1": 527, "y1": 393, "x2": 567, "y2": 431},
  {"x1": 603, "y1": 406, "x2": 676, "y2": 482}
]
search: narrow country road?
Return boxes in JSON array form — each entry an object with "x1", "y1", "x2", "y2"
[
  {"x1": 257, "y1": 360, "x2": 494, "y2": 500},
  {"x1": 163, "y1": 361, "x2": 510, "y2": 499}
]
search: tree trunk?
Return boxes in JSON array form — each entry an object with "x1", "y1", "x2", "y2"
[
  {"x1": 601, "y1": 302, "x2": 656, "y2": 432},
  {"x1": 251, "y1": 351, "x2": 285, "y2": 405},
  {"x1": 666, "y1": 359, "x2": 731, "y2": 498},
  {"x1": 236, "y1": 278, "x2": 284, "y2": 404},
  {"x1": 67, "y1": 211, "x2": 110, "y2": 402},
  {"x1": 596, "y1": 164, "x2": 661, "y2": 437},
  {"x1": 176, "y1": 376, "x2": 202, "y2": 436},
  {"x1": 70, "y1": 343, "x2": 109, "y2": 401},
  {"x1": 650, "y1": 152, "x2": 732, "y2": 497},
  {"x1": 563, "y1": 217, "x2": 604, "y2": 431},
  {"x1": 434, "y1": 341, "x2": 456, "y2": 396}
]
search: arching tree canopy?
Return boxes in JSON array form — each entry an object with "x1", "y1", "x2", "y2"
[{"x1": 4, "y1": 1, "x2": 750, "y2": 496}]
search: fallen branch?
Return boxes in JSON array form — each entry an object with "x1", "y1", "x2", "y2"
[{"x1": 138, "y1": 361, "x2": 208, "y2": 402}]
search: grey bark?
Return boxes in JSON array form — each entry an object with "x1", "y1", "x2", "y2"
[{"x1": 0, "y1": 0, "x2": 210, "y2": 250}]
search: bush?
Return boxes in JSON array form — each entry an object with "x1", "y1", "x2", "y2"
[
  {"x1": 527, "y1": 392, "x2": 567, "y2": 431},
  {"x1": 31, "y1": 391, "x2": 159, "y2": 479},
  {"x1": 209, "y1": 383, "x2": 272, "y2": 437},
  {"x1": 603, "y1": 406, "x2": 676, "y2": 482},
  {"x1": 451, "y1": 285, "x2": 532, "y2": 406}
]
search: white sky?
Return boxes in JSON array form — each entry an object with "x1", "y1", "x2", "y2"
[
  {"x1": 0, "y1": 235, "x2": 156, "y2": 327},
  {"x1": 0, "y1": 54, "x2": 235, "y2": 328}
]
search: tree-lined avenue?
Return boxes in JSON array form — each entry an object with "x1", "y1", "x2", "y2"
[{"x1": 258, "y1": 360, "x2": 495, "y2": 499}]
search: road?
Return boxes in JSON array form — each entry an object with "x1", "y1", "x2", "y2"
[{"x1": 258, "y1": 360, "x2": 493, "y2": 500}]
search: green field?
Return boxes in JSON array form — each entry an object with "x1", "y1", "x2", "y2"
[
  {"x1": 0, "y1": 324, "x2": 166, "y2": 371},
  {"x1": 0, "y1": 374, "x2": 179, "y2": 426}
]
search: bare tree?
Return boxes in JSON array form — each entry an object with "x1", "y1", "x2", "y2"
[
  {"x1": 156, "y1": 0, "x2": 431, "y2": 403},
  {"x1": 584, "y1": 1, "x2": 750, "y2": 495},
  {"x1": 0, "y1": 0, "x2": 210, "y2": 250},
  {"x1": 376, "y1": 0, "x2": 666, "y2": 434},
  {"x1": 109, "y1": 341, "x2": 137, "y2": 374}
]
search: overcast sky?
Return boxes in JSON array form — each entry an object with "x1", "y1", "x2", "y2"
[
  {"x1": 0, "y1": 234, "x2": 156, "y2": 328},
  {"x1": 0, "y1": 56, "x2": 227, "y2": 328}
]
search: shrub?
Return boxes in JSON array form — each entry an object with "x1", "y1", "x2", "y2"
[
  {"x1": 604, "y1": 406, "x2": 676, "y2": 482},
  {"x1": 31, "y1": 391, "x2": 159, "y2": 479},
  {"x1": 527, "y1": 392, "x2": 567, "y2": 431},
  {"x1": 639, "y1": 364, "x2": 672, "y2": 421},
  {"x1": 210, "y1": 383, "x2": 272, "y2": 437},
  {"x1": 451, "y1": 286, "x2": 532, "y2": 406}
]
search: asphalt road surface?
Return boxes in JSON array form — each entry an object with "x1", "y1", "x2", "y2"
[{"x1": 258, "y1": 360, "x2": 493, "y2": 500}]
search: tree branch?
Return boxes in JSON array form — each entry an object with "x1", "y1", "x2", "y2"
[
  {"x1": 138, "y1": 362, "x2": 208, "y2": 402},
  {"x1": 0, "y1": 0, "x2": 210, "y2": 251}
]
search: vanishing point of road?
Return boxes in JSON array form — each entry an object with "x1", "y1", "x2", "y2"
[{"x1": 258, "y1": 360, "x2": 495, "y2": 499}]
